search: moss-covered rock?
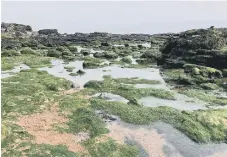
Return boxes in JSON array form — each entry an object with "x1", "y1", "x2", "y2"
[
  {"x1": 1, "y1": 49, "x2": 21, "y2": 56},
  {"x1": 56, "y1": 46, "x2": 67, "y2": 52},
  {"x1": 47, "y1": 49, "x2": 62, "y2": 57},
  {"x1": 159, "y1": 28, "x2": 227, "y2": 69},
  {"x1": 62, "y1": 55, "x2": 76, "y2": 61},
  {"x1": 84, "y1": 80, "x2": 103, "y2": 89},
  {"x1": 101, "y1": 42, "x2": 111, "y2": 47},
  {"x1": 20, "y1": 47, "x2": 40, "y2": 55},
  {"x1": 68, "y1": 46, "x2": 78, "y2": 53},
  {"x1": 94, "y1": 52, "x2": 105, "y2": 58},
  {"x1": 192, "y1": 67, "x2": 200, "y2": 75},
  {"x1": 83, "y1": 61, "x2": 99, "y2": 69},
  {"x1": 184, "y1": 64, "x2": 222, "y2": 78},
  {"x1": 136, "y1": 59, "x2": 156, "y2": 65},
  {"x1": 94, "y1": 51, "x2": 118, "y2": 59},
  {"x1": 222, "y1": 69, "x2": 227, "y2": 77},
  {"x1": 121, "y1": 57, "x2": 132, "y2": 64},
  {"x1": 76, "y1": 69, "x2": 85, "y2": 75},
  {"x1": 104, "y1": 51, "x2": 118, "y2": 59},
  {"x1": 62, "y1": 50, "x2": 73, "y2": 56},
  {"x1": 117, "y1": 50, "x2": 132, "y2": 57},
  {"x1": 177, "y1": 74, "x2": 194, "y2": 85},
  {"x1": 200, "y1": 83, "x2": 219, "y2": 90},
  {"x1": 81, "y1": 49, "x2": 91, "y2": 56}
]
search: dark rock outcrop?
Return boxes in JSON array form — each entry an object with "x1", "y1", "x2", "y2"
[
  {"x1": 38, "y1": 29, "x2": 59, "y2": 35},
  {"x1": 1, "y1": 22, "x2": 32, "y2": 33},
  {"x1": 158, "y1": 27, "x2": 227, "y2": 69}
]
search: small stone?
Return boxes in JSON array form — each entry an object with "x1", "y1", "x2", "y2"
[{"x1": 76, "y1": 69, "x2": 85, "y2": 75}]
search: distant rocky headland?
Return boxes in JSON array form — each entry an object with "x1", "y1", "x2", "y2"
[{"x1": 2, "y1": 22, "x2": 227, "y2": 70}]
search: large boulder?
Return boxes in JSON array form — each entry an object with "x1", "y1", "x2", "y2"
[{"x1": 158, "y1": 27, "x2": 227, "y2": 69}]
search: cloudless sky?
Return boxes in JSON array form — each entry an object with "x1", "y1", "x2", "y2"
[{"x1": 1, "y1": 1, "x2": 227, "y2": 34}]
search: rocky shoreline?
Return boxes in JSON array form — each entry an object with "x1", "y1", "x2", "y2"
[{"x1": 1, "y1": 22, "x2": 227, "y2": 157}]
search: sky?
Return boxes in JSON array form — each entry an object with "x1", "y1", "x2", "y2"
[{"x1": 1, "y1": 1, "x2": 227, "y2": 34}]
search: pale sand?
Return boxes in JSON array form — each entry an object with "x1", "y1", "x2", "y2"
[
  {"x1": 16, "y1": 103, "x2": 85, "y2": 153},
  {"x1": 107, "y1": 122, "x2": 165, "y2": 157}
]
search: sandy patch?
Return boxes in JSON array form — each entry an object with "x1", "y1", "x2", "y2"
[
  {"x1": 16, "y1": 103, "x2": 85, "y2": 153},
  {"x1": 107, "y1": 122, "x2": 165, "y2": 157}
]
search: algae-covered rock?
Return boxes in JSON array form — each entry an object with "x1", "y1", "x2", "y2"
[
  {"x1": 69, "y1": 72, "x2": 77, "y2": 76},
  {"x1": 222, "y1": 69, "x2": 227, "y2": 77},
  {"x1": 94, "y1": 52, "x2": 105, "y2": 58},
  {"x1": 101, "y1": 42, "x2": 111, "y2": 46},
  {"x1": 192, "y1": 67, "x2": 200, "y2": 75},
  {"x1": 136, "y1": 58, "x2": 156, "y2": 65},
  {"x1": 121, "y1": 57, "x2": 132, "y2": 64},
  {"x1": 1, "y1": 49, "x2": 21, "y2": 56},
  {"x1": 62, "y1": 50, "x2": 73, "y2": 56},
  {"x1": 77, "y1": 69, "x2": 85, "y2": 75},
  {"x1": 127, "y1": 98, "x2": 140, "y2": 106},
  {"x1": 81, "y1": 49, "x2": 91, "y2": 56},
  {"x1": 141, "y1": 50, "x2": 159, "y2": 59},
  {"x1": 62, "y1": 55, "x2": 75, "y2": 60},
  {"x1": 184, "y1": 64, "x2": 222, "y2": 78},
  {"x1": 159, "y1": 28, "x2": 227, "y2": 69},
  {"x1": 94, "y1": 51, "x2": 118, "y2": 59},
  {"x1": 124, "y1": 43, "x2": 129, "y2": 47},
  {"x1": 138, "y1": 44, "x2": 144, "y2": 49},
  {"x1": 104, "y1": 51, "x2": 118, "y2": 59},
  {"x1": 201, "y1": 83, "x2": 219, "y2": 90},
  {"x1": 117, "y1": 50, "x2": 132, "y2": 57},
  {"x1": 47, "y1": 49, "x2": 62, "y2": 57},
  {"x1": 56, "y1": 46, "x2": 67, "y2": 52},
  {"x1": 38, "y1": 29, "x2": 59, "y2": 35},
  {"x1": 20, "y1": 47, "x2": 40, "y2": 55},
  {"x1": 83, "y1": 61, "x2": 100, "y2": 69},
  {"x1": 84, "y1": 80, "x2": 103, "y2": 89},
  {"x1": 68, "y1": 46, "x2": 78, "y2": 53},
  {"x1": 177, "y1": 75, "x2": 194, "y2": 85}
]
